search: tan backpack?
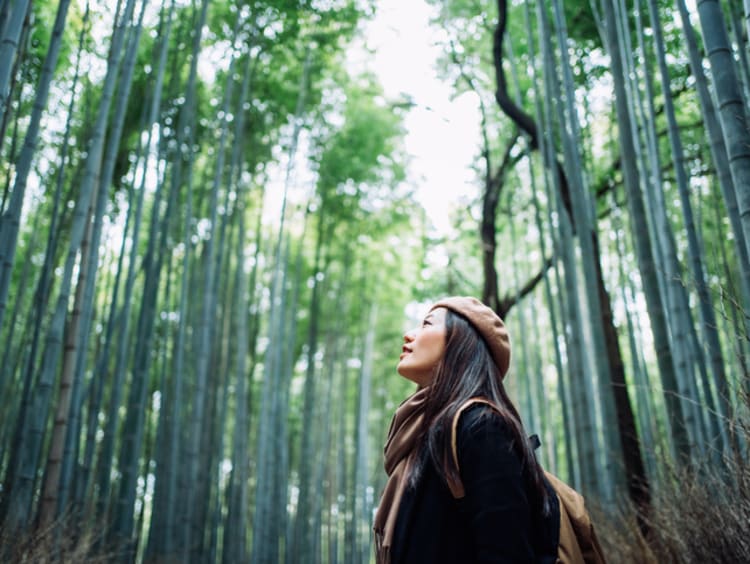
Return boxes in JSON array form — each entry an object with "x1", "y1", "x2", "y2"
[{"x1": 449, "y1": 398, "x2": 606, "y2": 564}]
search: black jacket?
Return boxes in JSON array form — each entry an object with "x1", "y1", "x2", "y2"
[{"x1": 390, "y1": 404, "x2": 558, "y2": 564}]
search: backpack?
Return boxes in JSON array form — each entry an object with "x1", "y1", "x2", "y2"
[{"x1": 449, "y1": 398, "x2": 606, "y2": 564}]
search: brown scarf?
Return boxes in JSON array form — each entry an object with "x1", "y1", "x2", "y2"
[{"x1": 373, "y1": 387, "x2": 429, "y2": 564}]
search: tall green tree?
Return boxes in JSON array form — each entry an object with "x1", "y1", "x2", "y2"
[{"x1": 695, "y1": 0, "x2": 750, "y2": 254}]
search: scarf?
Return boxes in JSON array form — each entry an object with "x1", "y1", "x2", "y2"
[{"x1": 373, "y1": 387, "x2": 429, "y2": 564}]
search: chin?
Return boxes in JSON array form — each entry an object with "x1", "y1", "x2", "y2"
[{"x1": 398, "y1": 371, "x2": 424, "y2": 387}]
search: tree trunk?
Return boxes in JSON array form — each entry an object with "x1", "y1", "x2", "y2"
[
  {"x1": 290, "y1": 207, "x2": 331, "y2": 564},
  {"x1": 38, "y1": 0, "x2": 148, "y2": 528},
  {"x1": 600, "y1": 0, "x2": 692, "y2": 462},
  {"x1": 645, "y1": 0, "x2": 732, "y2": 453},
  {"x1": 1, "y1": 0, "x2": 135, "y2": 533},
  {"x1": 251, "y1": 47, "x2": 311, "y2": 564},
  {"x1": 678, "y1": 0, "x2": 750, "y2": 375},
  {"x1": 221, "y1": 46, "x2": 257, "y2": 564},
  {"x1": 222, "y1": 210, "x2": 251, "y2": 564},
  {"x1": 108, "y1": 0, "x2": 207, "y2": 556},
  {"x1": 0, "y1": 4, "x2": 87, "y2": 522},
  {"x1": 535, "y1": 2, "x2": 597, "y2": 494},
  {"x1": 508, "y1": 213, "x2": 539, "y2": 438},
  {"x1": 0, "y1": 0, "x2": 30, "y2": 130},
  {"x1": 695, "y1": 0, "x2": 750, "y2": 254},
  {"x1": 145, "y1": 139, "x2": 190, "y2": 560},
  {"x1": 185, "y1": 12, "x2": 240, "y2": 559},
  {"x1": 505, "y1": 0, "x2": 648, "y2": 509},
  {"x1": 0, "y1": 0, "x2": 72, "y2": 331},
  {"x1": 354, "y1": 303, "x2": 375, "y2": 564},
  {"x1": 522, "y1": 0, "x2": 574, "y2": 482},
  {"x1": 727, "y1": 0, "x2": 750, "y2": 110}
]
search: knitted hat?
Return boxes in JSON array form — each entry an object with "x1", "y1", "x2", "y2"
[{"x1": 429, "y1": 296, "x2": 512, "y2": 379}]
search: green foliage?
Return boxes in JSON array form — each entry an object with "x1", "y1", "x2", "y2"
[{"x1": 315, "y1": 76, "x2": 405, "y2": 195}]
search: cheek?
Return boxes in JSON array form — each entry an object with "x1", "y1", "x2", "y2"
[{"x1": 428, "y1": 337, "x2": 446, "y2": 361}]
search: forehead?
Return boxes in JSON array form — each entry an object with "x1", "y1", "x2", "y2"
[{"x1": 426, "y1": 307, "x2": 447, "y2": 322}]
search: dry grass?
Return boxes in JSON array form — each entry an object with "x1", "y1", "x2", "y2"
[
  {"x1": 596, "y1": 449, "x2": 750, "y2": 563},
  {"x1": 0, "y1": 517, "x2": 120, "y2": 563}
]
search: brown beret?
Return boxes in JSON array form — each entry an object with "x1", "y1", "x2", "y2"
[{"x1": 430, "y1": 296, "x2": 512, "y2": 379}]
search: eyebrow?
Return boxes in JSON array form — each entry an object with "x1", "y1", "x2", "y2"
[{"x1": 423, "y1": 313, "x2": 435, "y2": 321}]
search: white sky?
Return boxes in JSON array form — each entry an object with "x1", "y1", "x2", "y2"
[{"x1": 347, "y1": 0, "x2": 482, "y2": 235}]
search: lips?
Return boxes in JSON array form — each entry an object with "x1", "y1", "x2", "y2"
[{"x1": 399, "y1": 346, "x2": 412, "y2": 360}]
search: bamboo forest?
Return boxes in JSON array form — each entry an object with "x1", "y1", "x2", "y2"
[{"x1": 1, "y1": 0, "x2": 750, "y2": 561}]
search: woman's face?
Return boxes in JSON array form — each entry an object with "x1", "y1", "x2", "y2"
[{"x1": 397, "y1": 307, "x2": 447, "y2": 387}]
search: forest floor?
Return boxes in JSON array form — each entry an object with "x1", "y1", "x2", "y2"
[{"x1": 598, "y1": 448, "x2": 750, "y2": 563}]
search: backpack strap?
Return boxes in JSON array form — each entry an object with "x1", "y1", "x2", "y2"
[
  {"x1": 449, "y1": 399, "x2": 605, "y2": 564},
  {"x1": 448, "y1": 397, "x2": 498, "y2": 499}
]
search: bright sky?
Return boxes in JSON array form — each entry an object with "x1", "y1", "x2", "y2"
[{"x1": 347, "y1": 0, "x2": 482, "y2": 235}]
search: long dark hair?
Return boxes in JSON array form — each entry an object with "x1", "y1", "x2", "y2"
[{"x1": 411, "y1": 308, "x2": 551, "y2": 515}]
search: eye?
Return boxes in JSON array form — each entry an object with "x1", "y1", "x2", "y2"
[{"x1": 422, "y1": 320, "x2": 431, "y2": 327}]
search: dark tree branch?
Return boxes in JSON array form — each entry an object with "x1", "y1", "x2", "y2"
[
  {"x1": 493, "y1": 1, "x2": 538, "y2": 150},
  {"x1": 448, "y1": 32, "x2": 524, "y2": 312},
  {"x1": 498, "y1": 256, "x2": 554, "y2": 318},
  {"x1": 495, "y1": 103, "x2": 710, "y2": 311},
  {"x1": 491, "y1": 0, "x2": 651, "y2": 522},
  {"x1": 481, "y1": 134, "x2": 521, "y2": 311}
]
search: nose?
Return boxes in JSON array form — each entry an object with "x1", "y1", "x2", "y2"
[{"x1": 403, "y1": 330, "x2": 416, "y2": 343}]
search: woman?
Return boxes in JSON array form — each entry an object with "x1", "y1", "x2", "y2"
[{"x1": 374, "y1": 296, "x2": 558, "y2": 564}]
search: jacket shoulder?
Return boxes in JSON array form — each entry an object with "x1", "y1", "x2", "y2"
[{"x1": 456, "y1": 401, "x2": 513, "y2": 442}]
